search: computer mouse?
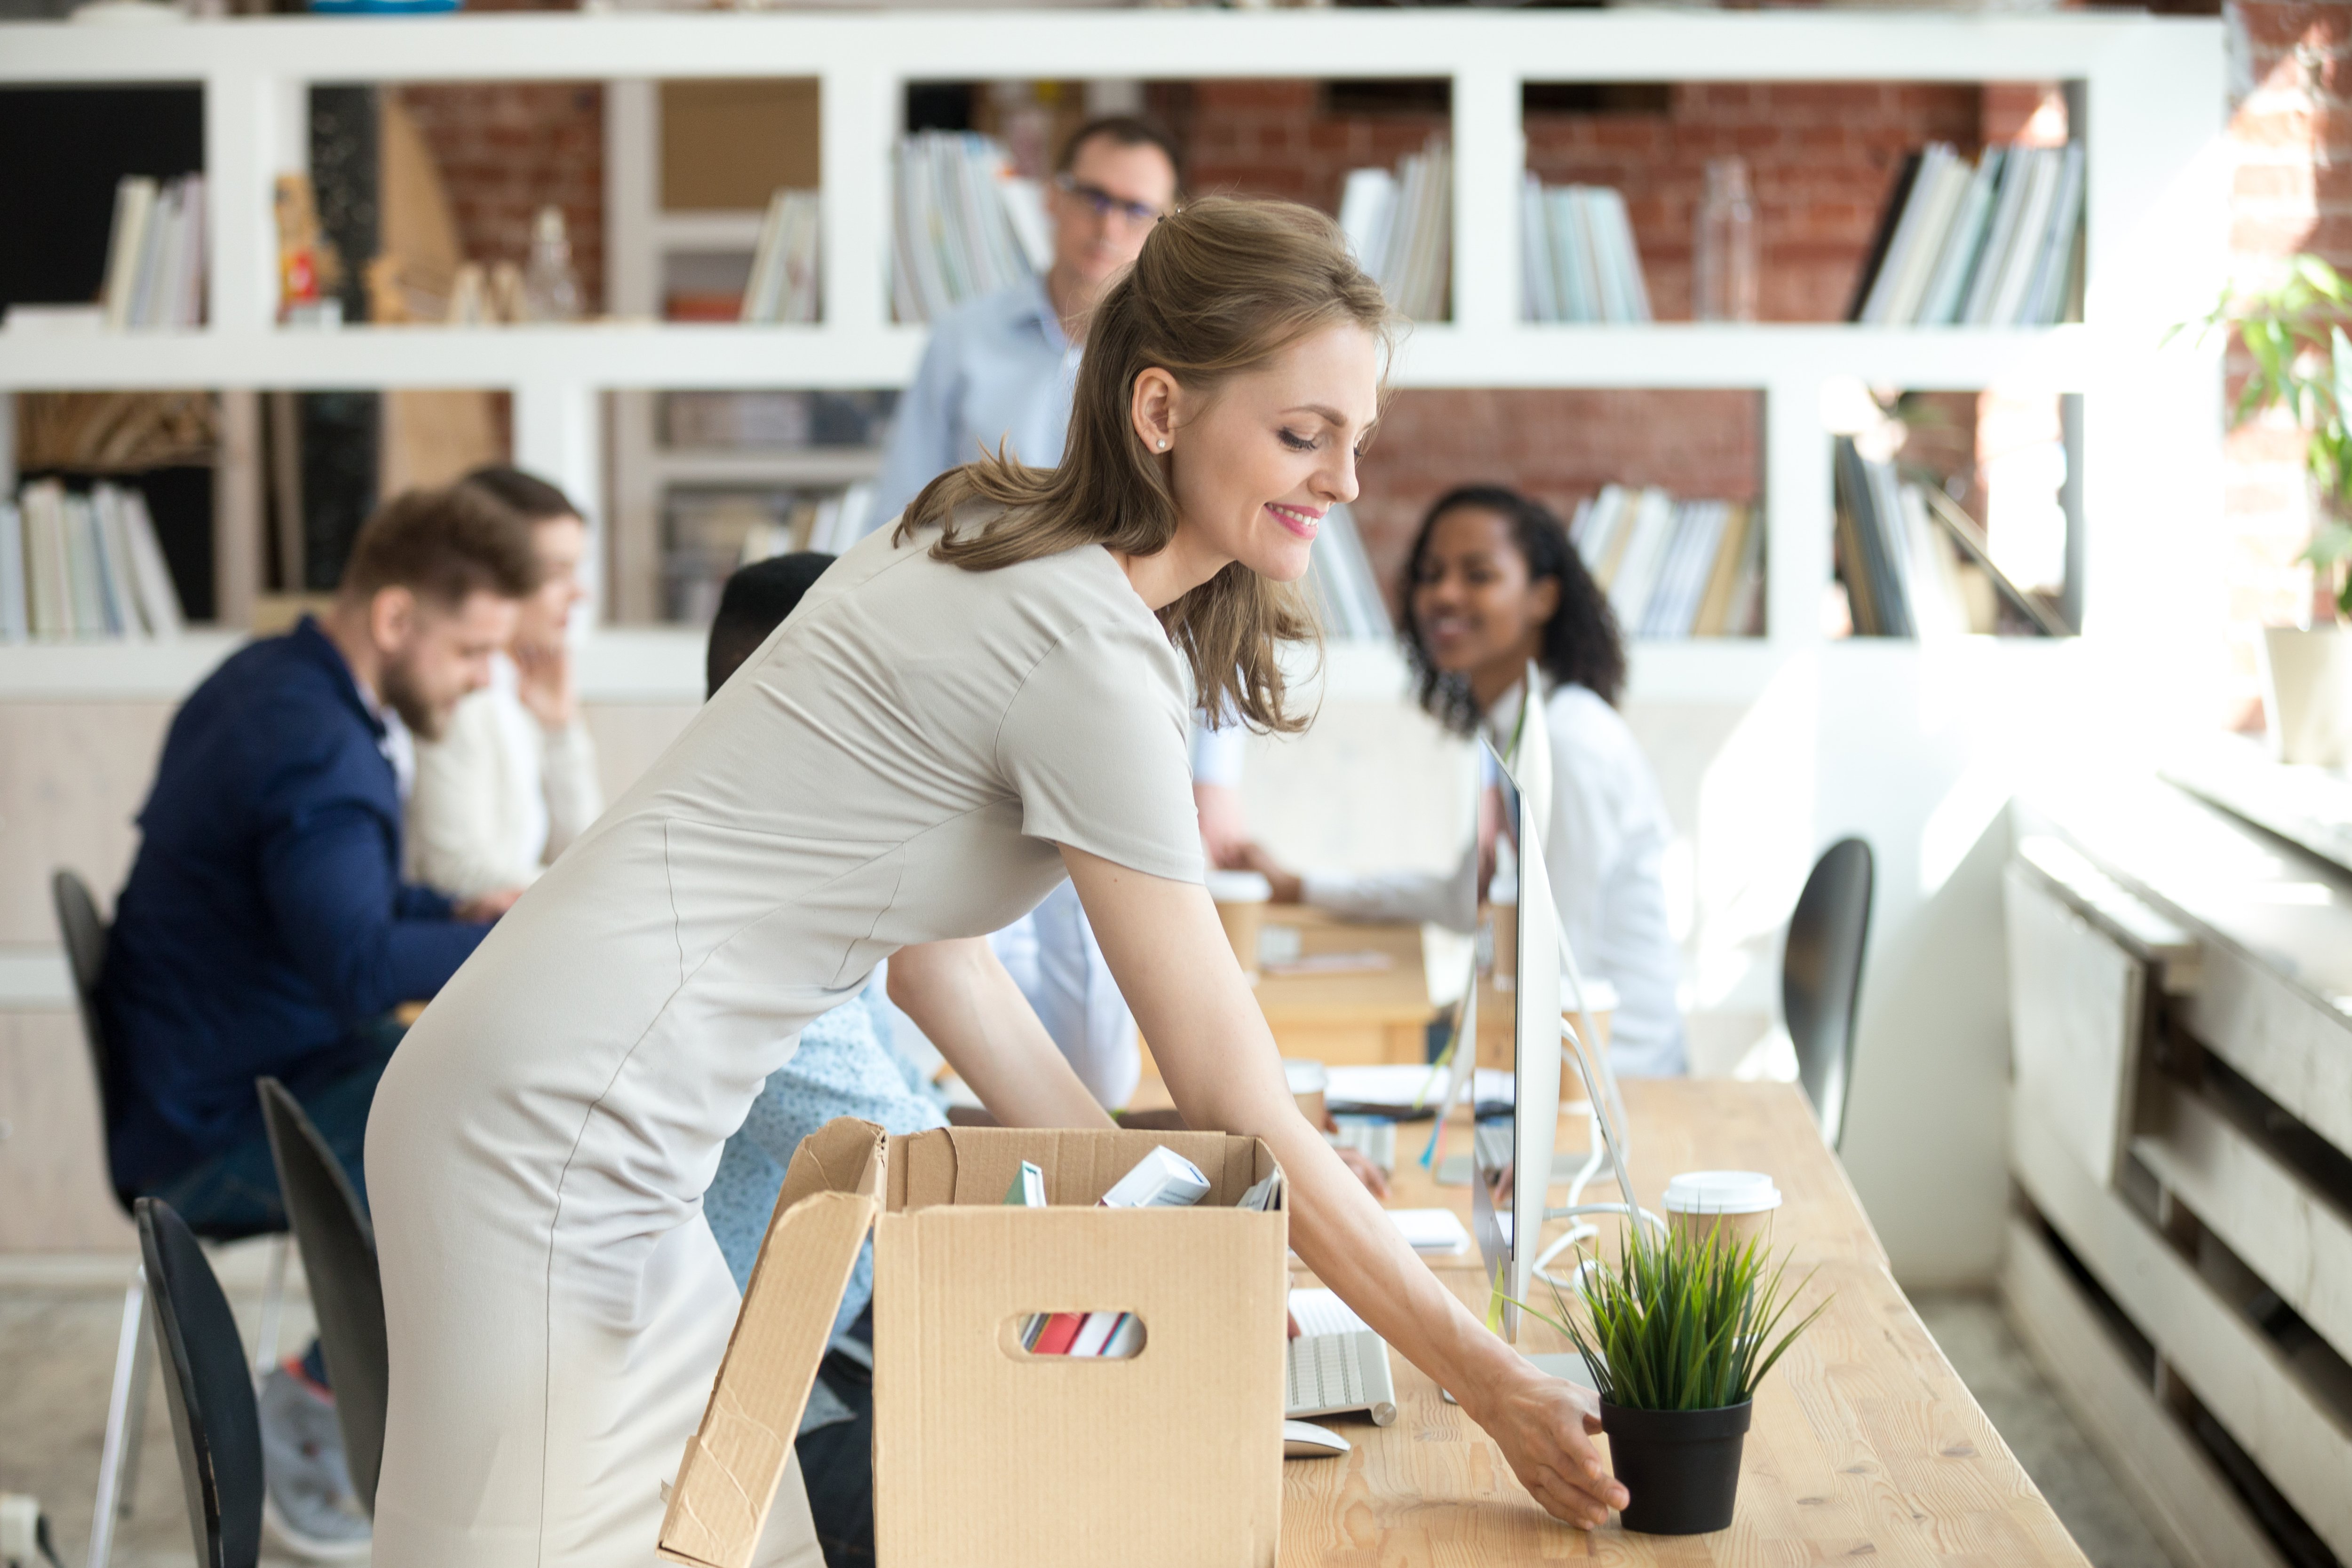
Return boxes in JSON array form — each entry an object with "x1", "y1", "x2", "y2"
[{"x1": 1282, "y1": 1419, "x2": 1351, "y2": 1458}]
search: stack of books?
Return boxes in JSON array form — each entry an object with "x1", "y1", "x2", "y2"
[
  {"x1": 1519, "y1": 179, "x2": 1653, "y2": 324},
  {"x1": 1337, "y1": 140, "x2": 1452, "y2": 322},
  {"x1": 890, "y1": 133, "x2": 1052, "y2": 324},
  {"x1": 1832, "y1": 436, "x2": 2065, "y2": 638},
  {"x1": 1849, "y1": 141, "x2": 2085, "y2": 327},
  {"x1": 101, "y1": 174, "x2": 208, "y2": 331},
  {"x1": 1570, "y1": 485, "x2": 1764, "y2": 639},
  {"x1": 1, "y1": 480, "x2": 187, "y2": 643},
  {"x1": 740, "y1": 190, "x2": 822, "y2": 325}
]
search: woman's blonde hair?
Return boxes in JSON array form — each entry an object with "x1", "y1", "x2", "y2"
[{"x1": 898, "y1": 196, "x2": 1394, "y2": 734}]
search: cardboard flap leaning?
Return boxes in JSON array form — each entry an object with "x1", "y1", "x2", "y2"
[{"x1": 657, "y1": 1116, "x2": 886, "y2": 1568}]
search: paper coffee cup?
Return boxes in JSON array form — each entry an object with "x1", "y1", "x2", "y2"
[
  {"x1": 1663, "y1": 1170, "x2": 1781, "y2": 1250},
  {"x1": 1205, "y1": 869, "x2": 1271, "y2": 980},
  {"x1": 1283, "y1": 1059, "x2": 1328, "y2": 1125}
]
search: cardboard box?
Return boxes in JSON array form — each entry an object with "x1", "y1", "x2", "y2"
[{"x1": 659, "y1": 1120, "x2": 1288, "y2": 1568}]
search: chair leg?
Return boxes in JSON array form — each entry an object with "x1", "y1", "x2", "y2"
[
  {"x1": 251, "y1": 1233, "x2": 288, "y2": 1382},
  {"x1": 87, "y1": 1267, "x2": 151, "y2": 1568}
]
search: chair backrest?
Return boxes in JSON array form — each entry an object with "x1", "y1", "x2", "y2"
[
  {"x1": 255, "y1": 1076, "x2": 389, "y2": 1514},
  {"x1": 51, "y1": 871, "x2": 114, "y2": 1119},
  {"x1": 136, "y1": 1197, "x2": 265, "y2": 1568},
  {"x1": 1782, "y1": 837, "x2": 1875, "y2": 1150}
]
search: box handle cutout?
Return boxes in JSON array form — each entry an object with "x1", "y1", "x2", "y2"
[{"x1": 1002, "y1": 1311, "x2": 1147, "y2": 1360}]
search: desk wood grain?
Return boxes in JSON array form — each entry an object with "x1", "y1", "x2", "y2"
[{"x1": 1279, "y1": 1079, "x2": 2090, "y2": 1565}]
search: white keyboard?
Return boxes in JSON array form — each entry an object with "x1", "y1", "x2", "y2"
[{"x1": 1285, "y1": 1291, "x2": 1397, "y2": 1426}]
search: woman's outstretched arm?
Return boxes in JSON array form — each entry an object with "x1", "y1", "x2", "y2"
[{"x1": 1060, "y1": 845, "x2": 1627, "y2": 1530}]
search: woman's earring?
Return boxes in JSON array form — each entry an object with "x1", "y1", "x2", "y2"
[{"x1": 1157, "y1": 438, "x2": 1169, "y2": 451}]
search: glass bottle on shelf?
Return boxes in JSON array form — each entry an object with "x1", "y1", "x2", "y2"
[
  {"x1": 522, "y1": 205, "x2": 582, "y2": 323},
  {"x1": 1693, "y1": 157, "x2": 1758, "y2": 324}
]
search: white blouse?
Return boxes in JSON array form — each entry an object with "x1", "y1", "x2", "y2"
[{"x1": 405, "y1": 653, "x2": 603, "y2": 898}]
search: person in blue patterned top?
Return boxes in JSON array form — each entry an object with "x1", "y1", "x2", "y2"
[{"x1": 698, "y1": 552, "x2": 947, "y2": 1568}]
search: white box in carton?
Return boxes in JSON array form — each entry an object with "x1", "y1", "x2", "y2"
[{"x1": 660, "y1": 1120, "x2": 1288, "y2": 1568}]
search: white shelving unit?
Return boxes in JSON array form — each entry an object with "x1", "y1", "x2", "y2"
[{"x1": 0, "y1": 7, "x2": 2225, "y2": 701}]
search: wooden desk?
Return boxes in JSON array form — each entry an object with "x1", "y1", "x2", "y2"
[
  {"x1": 1252, "y1": 908, "x2": 1434, "y2": 1067},
  {"x1": 1279, "y1": 1078, "x2": 2090, "y2": 1565}
]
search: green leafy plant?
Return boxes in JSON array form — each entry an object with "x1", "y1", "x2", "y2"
[
  {"x1": 2187, "y1": 254, "x2": 2352, "y2": 618},
  {"x1": 1512, "y1": 1226, "x2": 1827, "y2": 1412}
]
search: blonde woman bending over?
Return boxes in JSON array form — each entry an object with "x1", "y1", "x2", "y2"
[{"x1": 364, "y1": 198, "x2": 1626, "y2": 1568}]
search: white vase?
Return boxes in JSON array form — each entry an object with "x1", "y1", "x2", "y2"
[{"x1": 2259, "y1": 625, "x2": 2352, "y2": 767}]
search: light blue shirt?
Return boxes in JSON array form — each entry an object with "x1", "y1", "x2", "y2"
[
  {"x1": 702, "y1": 981, "x2": 946, "y2": 1433},
  {"x1": 873, "y1": 276, "x2": 1080, "y2": 527}
]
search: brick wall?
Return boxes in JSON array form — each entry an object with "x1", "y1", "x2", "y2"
[
  {"x1": 396, "y1": 82, "x2": 606, "y2": 316},
  {"x1": 2223, "y1": 1, "x2": 2352, "y2": 711}
]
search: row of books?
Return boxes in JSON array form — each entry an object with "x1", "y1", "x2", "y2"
[
  {"x1": 1850, "y1": 141, "x2": 2084, "y2": 328},
  {"x1": 662, "y1": 482, "x2": 879, "y2": 624},
  {"x1": 2, "y1": 480, "x2": 188, "y2": 643},
  {"x1": 1831, "y1": 437, "x2": 2068, "y2": 639},
  {"x1": 102, "y1": 174, "x2": 208, "y2": 331},
  {"x1": 741, "y1": 190, "x2": 822, "y2": 325},
  {"x1": 1570, "y1": 484, "x2": 1764, "y2": 639},
  {"x1": 890, "y1": 132, "x2": 1053, "y2": 325},
  {"x1": 1337, "y1": 141, "x2": 1452, "y2": 323},
  {"x1": 1520, "y1": 180, "x2": 1653, "y2": 325}
]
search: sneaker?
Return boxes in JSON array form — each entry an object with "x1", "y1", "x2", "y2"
[{"x1": 258, "y1": 1363, "x2": 372, "y2": 1562}]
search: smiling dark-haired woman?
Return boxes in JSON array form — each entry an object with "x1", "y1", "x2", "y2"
[{"x1": 1240, "y1": 483, "x2": 1687, "y2": 1077}]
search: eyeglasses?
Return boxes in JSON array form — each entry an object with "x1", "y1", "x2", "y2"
[{"x1": 1054, "y1": 174, "x2": 1167, "y2": 227}]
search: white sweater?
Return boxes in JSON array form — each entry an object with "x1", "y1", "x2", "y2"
[
  {"x1": 1302, "y1": 680, "x2": 1687, "y2": 1076},
  {"x1": 405, "y1": 654, "x2": 604, "y2": 899}
]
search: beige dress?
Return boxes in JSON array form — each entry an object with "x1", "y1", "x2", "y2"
[{"x1": 365, "y1": 520, "x2": 1203, "y2": 1568}]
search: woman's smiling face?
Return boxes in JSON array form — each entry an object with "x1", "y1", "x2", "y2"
[{"x1": 1138, "y1": 321, "x2": 1382, "y2": 588}]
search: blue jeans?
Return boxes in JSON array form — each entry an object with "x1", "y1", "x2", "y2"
[{"x1": 140, "y1": 1019, "x2": 401, "y2": 1237}]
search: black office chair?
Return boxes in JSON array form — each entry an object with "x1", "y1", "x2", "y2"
[
  {"x1": 1782, "y1": 838, "x2": 1875, "y2": 1150},
  {"x1": 53, "y1": 870, "x2": 290, "y2": 1568},
  {"x1": 136, "y1": 1197, "x2": 267, "y2": 1568},
  {"x1": 257, "y1": 1076, "x2": 388, "y2": 1513}
]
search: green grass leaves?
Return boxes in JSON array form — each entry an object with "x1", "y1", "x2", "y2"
[{"x1": 1512, "y1": 1224, "x2": 1827, "y2": 1413}]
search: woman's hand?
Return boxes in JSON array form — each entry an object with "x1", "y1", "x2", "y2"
[
  {"x1": 1458, "y1": 1362, "x2": 1624, "y2": 1529},
  {"x1": 513, "y1": 635, "x2": 576, "y2": 731},
  {"x1": 1228, "y1": 842, "x2": 1304, "y2": 903}
]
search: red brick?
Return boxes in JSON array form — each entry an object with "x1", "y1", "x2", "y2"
[{"x1": 2234, "y1": 2, "x2": 2352, "y2": 53}]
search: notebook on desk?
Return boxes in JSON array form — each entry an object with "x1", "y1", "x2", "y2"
[{"x1": 1286, "y1": 1289, "x2": 1397, "y2": 1427}]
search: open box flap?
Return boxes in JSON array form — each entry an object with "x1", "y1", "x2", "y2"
[{"x1": 657, "y1": 1117, "x2": 886, "y2": 1568}]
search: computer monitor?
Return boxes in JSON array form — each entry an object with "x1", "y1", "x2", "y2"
[
  {"x1": 1469, "y1": 739, "x2": 1561, "y2": 1337},
  {"x1": 1466, "y1": 696, "x2": 1652, "y2": 1340}
]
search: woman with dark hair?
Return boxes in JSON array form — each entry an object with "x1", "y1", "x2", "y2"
[
  {"x1": 365, "y1": 200, "x2": 1624, "y2": 1568},
  {"x1": 1242, "y1": 483, "x2": 1686, "y2": 1077}
]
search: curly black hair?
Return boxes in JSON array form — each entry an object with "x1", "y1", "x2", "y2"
[{"x1": 1398, "y1": 484, "x2": 1626, "y2": 736}]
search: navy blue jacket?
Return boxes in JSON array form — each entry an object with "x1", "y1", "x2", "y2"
[{"x1": 99, "y1": 618, "x2": 491, "y2": 1192}]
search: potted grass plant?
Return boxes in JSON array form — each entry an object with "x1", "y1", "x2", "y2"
[
  {"x1": 2196, "y1": 256, "x2": 2352, "y2": 764},
  {"x1": 1516, "y1": 1226, "x2": 1826, "y2": 1536}
]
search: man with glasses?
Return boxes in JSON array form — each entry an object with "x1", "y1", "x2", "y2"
[{"x1": 873, "y1": 114, "x2": 1181, "y2": 525}]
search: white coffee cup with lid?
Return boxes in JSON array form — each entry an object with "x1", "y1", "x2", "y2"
[{"x1": 1663, "y1": 1170, "x2": 1782, "y2": 1250}]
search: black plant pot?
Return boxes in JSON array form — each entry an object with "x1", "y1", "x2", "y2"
[{"x1": 1600, "y1": 1398, "x2": 1753, "y2": 1535}]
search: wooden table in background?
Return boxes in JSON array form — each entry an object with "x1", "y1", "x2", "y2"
[
  {"x1": 1277, "y1": 1078, "x2": 2091, "y2": 1565},
  {"x1": 1251, "y1": 909, "x2": 1434, "y2": 1067}
]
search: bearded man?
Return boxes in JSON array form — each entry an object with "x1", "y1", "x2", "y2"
[{"x1": 98, "y1": 481, "x2": 537, "y2": 1558}]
